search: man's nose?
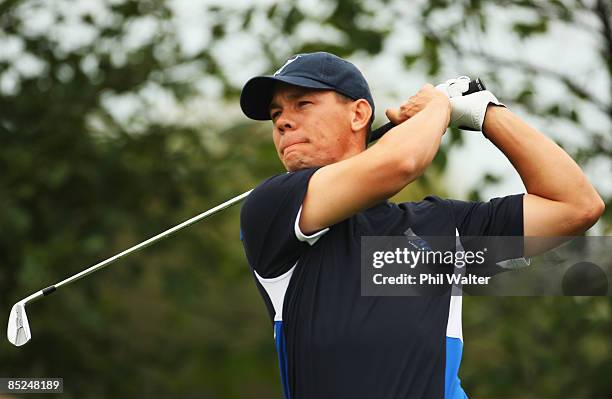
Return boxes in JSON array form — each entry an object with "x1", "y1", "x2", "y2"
[{"x1": 275, "y1": 113, "x2": 295, "y2": 134}]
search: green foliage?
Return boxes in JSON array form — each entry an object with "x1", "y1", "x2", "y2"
[
  {"x1": 0, "y1": 1, "x2": 280, "y2": 397},
  {"x1": 463, "y1": 297, "x2": 612, "y2": 399},
  {"x1": 512, "y1": 19, "x2": 549, "y2": 39}
]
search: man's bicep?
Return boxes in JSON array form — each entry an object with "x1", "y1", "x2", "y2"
[
  {"x1": 523, "y1": 193, "x2": 594, "y2": 236},
  {"x1": 522, "y1": 193, "x2": 585, "y2": 257}
]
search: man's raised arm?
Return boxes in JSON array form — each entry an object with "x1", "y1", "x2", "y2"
[
  {"x1": 482, "y1": 106, "x2": 605, "y2": 256},
  {"x1": 299, "y1": 85, "x2": 450, "y2": 234}
]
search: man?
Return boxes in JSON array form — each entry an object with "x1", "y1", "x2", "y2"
[{"x1": 238, "y1": 52, "x2": 604, "y2": 399}]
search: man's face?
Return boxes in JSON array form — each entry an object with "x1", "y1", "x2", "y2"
[{"x1": 269, "y1": 83, "x2": 360, "y2": 172}]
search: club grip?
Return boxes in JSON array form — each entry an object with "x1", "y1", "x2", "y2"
[
  {"x1": 42, "y1": 286, "x2": 56, "y2": 296},
  {"x1": 368, "y1": 78, "x2": 486, "y2": 143}
]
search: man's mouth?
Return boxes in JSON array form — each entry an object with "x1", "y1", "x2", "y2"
[{"x1": 282, "y1": 140, "x2": 307, "y2": 155}]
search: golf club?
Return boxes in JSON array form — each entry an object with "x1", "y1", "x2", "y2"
[
  {"x1": 7, "y1": 77, "x2": 486, "y2": 347},
  {"x1": 7, "y1": 189, "x2": 253, "y2": 346}
]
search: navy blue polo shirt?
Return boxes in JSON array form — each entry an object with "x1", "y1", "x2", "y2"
[{"x1": 240, "y1": 167, "x2": 524, "y2": 399}]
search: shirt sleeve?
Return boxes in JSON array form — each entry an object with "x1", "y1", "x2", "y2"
[
  {"x1": 240, "y1": 167, "x2": 329, "y2": 278},
  {"x1": 445, "y1": 194, "x2": 527, "y2": 266},
  {"x1": 445, "y1": 193, "x2": 525, "y2": 237}
]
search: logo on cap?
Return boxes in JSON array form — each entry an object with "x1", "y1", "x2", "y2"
[{"x1": 274, "y1": 55, "x2": 302, "y2": 76}]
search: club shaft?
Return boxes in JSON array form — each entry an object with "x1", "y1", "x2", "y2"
[{"x1": 50, "y1": 189, "x2": 252, "y2": 291}]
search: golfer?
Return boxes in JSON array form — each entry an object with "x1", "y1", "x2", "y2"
[{"x1": 238, "y1": 52, "x2": 604, "y2": 399}]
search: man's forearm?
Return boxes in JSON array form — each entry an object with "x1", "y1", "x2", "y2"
[
  {"x1": 482, "y1": 106, "x2": 602, "y2": 208},
  {"x1": 377, "y1": 101, "x2": 449, "y2": 176}
]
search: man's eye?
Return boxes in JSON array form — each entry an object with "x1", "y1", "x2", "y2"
[
  {"x1": 271, "y1": 111, "x2": 281, "y2": 120},
  {"x1": 298, "y1": 101, "x2": 312, "y2": 107}
]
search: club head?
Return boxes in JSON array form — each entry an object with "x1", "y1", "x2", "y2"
[{"x1": 7, "y1": 302, "x2": 32, "y2": 346}]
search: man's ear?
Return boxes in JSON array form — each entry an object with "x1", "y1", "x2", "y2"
[{"x1": 350, "y1": 99, "x2": 372, "y2": 133}]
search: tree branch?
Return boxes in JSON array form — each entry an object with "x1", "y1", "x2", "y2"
[
  {"x1": 427, "y1": 26, "x2": 612, "y2": 118},
  {"x1": 594, "y1": 0, "x2": 612, "y2": 117}
]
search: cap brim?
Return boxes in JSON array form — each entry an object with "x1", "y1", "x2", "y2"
[{"x1": 240, "y1": 75, "x2": 335, "y2": 120}]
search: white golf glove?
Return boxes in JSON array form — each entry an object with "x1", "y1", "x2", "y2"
[{"x1": 436, "y1": 76, "x2": 505, "y2": 131}]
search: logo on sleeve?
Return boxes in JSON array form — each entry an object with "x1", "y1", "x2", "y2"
[{"x1": 403, "y1": 228, "x2": 433, "y2": 251}]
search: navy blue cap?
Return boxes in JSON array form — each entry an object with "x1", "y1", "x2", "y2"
[{"x1": 240, "y1": 52, "x2": 375, "y2": 121}]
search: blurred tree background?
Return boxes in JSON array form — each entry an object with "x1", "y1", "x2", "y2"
[{"x1": 0, "y1": 0, "x2": 610, "y2": 398}]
